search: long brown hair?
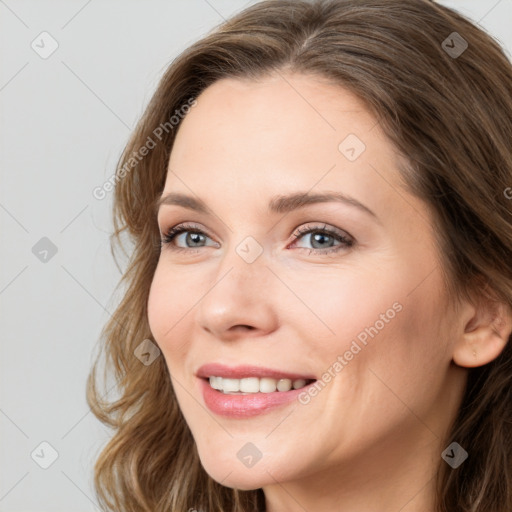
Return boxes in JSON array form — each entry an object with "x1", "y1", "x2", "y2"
[{"x1": 87, "y1": 1, "x2": 512, "y2": 510}]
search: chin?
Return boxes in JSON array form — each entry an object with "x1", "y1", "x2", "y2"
[
  {"x1": 198, "y1": 449, "x2": 280, "y2": 490},
  {"x1": 205, "y1": 465, "x2": 269, "y2": 490}
]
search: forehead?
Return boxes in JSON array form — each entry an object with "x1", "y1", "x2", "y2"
[
  {"x1": 171, "y1": 74, "x2": 379, "y2": 154},
  {"x1": 162, "y1": 73, "x2": 414, "y2": 225},
  {"x1": 169, "y1": 74, "x2": 399, "y2": 173}
]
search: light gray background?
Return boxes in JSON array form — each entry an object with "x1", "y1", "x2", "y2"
[{"x1": 1, "y1": 1, "x2": 511, "y2": 510}]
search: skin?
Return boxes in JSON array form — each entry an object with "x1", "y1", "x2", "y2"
[{"x1": 147, "y1": 72, "x2": 512, "y2": 512}]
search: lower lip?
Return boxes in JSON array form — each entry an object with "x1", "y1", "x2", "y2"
[{"x1": 199, "y1": 378, "x2": 316, "y2": 418}]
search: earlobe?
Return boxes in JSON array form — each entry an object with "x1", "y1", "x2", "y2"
[{"x1": 452, "y1": 299, "x2": 512, "y2": 368}]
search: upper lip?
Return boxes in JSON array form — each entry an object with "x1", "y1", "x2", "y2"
[{"x1": 196, "y1": 363, "x2": 316, "y2": 381}]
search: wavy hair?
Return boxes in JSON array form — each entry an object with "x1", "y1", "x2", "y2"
[{"x1": 87, "y1": 0, "x2": 512, "y2": 510}]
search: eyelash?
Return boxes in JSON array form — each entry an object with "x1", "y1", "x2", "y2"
[{"x1": 159, "y1": 222, "x2": 354, "y2": 256}]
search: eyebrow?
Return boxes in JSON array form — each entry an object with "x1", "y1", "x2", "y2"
[{"x1": 155, "y1": 191, "x2": 377, "y2": 218}]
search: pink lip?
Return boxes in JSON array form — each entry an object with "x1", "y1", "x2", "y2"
[
  {"x1": 198, "y1": 377, "x2": 317, "y2": 418},
  {"x1": 196, "y1": 363, "x2": 317, "y2": 418},
  {"x1": 196, "y1": 363, "x2": 316, "y2": 381}
]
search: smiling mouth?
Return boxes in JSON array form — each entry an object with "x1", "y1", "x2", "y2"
[{"x1": 205, "y1": 376, "x2": 316, "y2": 394}]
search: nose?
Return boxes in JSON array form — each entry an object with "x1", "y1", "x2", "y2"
[{"x1": 196, "y1": 248, "x2": 279, "y2": 341}]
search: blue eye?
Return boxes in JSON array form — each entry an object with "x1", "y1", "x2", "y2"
[
  {"x1": 160, "y1": 224, "x2": 219, "y2": 253},
  {"x1": 291, "y1": 223, "x2": 354, "y2": 254},
  {"x1": 160, "y1": 222, "x2": 354, "y2": 256}
]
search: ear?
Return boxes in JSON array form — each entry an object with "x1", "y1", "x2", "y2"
[{"x1": 452, "y1": 292, "x2": 512, "y2": 368}]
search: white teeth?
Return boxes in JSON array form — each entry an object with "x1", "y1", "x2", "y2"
[
  {"x1": 292, "y1": 379, "x2": 306, "y2": 390},
  {"x1": 259, "y1": 377, "x2": 277, "y2": 393},
  {"x1": 277, "y1": 378, "x2": 292, "y2": 392},
  {"x1": 208, "y1": 376, "x2": 311, "y2": 394},
  {"x1": 221, "y1": 378, "x2": 240, "y2": 392},
  {"x1": 240, "y1": 377, "x2": 259, "y2": 393}
]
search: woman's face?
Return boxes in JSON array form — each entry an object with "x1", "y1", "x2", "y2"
[{"x1": 147, "y1": 73, "x2": 468, "y2": 495}]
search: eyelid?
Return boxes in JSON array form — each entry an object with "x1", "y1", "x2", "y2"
[
  {"x1": 160, "y1": 222, "x2": 218, "y2": 248},
  {"x1": 292, "y1": 222, "x2": 353, "y2": 243},
  {"x1": 159, "y1": 221, "x2": 354, "y2": 255}
]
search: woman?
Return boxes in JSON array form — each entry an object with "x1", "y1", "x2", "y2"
[{"x1": 87, "y1": 0, "x2": 512, "y2": 510}]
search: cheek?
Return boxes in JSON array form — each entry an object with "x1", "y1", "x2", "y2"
[
  {"x1": 339, "y1": 270, "x2": 451, "y2": 408},
  {"x1": 147, "y1": 263, "x2": 196, "y2": 366},
  {"x1": 293, "y1": 265, "x2": 405, "y2": 351},
  {"x1": 300, "y1": 261, "x2": 447, "y2": 384}
]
